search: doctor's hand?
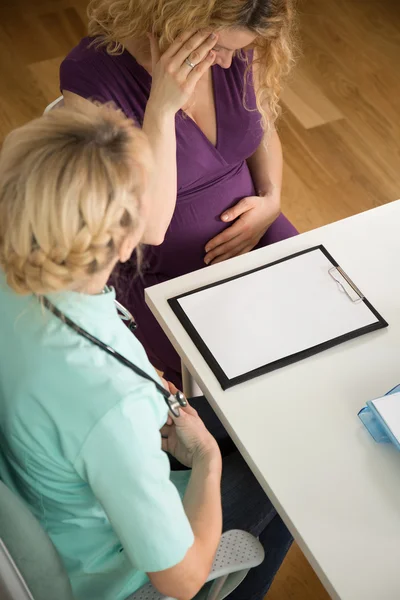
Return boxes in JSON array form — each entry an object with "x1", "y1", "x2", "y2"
[
  {"x1": 204, "y1": 190, "x2": 281, "y2": 266},
  {"x1": 161, "y1": 385, "x2": 220, "y2": 468}
]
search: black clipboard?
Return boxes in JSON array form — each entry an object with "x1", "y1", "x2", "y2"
[{"x1": 168, "y1": 246, "x2": 388, "y2": 390}]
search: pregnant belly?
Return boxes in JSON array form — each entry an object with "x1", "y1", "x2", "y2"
[{"x1": 146, "y1": 161, "x2": 255, "y2": 280}]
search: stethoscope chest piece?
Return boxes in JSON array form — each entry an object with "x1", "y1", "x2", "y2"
[{"x1": 167, "y1": 391, "x2": 188, "y2": 418}]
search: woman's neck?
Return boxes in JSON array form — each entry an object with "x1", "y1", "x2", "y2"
[
  {"x1": 124, "y1": 38, "x2": 152, "y2": 74},
  {"x1": 73, "y1": 265, "x2": 116, "y2": 296}
]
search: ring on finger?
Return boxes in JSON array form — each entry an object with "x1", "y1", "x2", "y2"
[{"x1": 185, "y1": 56, "x2": 196, "y2": 69}]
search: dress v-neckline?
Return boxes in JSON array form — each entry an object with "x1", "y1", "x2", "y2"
[
  {"x1": 182, "y1": 67, "x2": 220, "y2": 151},
  {"x1": 121, "y1": 47, "x2": 222, "y2": 154}
]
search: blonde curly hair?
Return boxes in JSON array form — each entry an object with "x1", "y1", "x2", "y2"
[
  {"x1": 87, "y1": 0, "x2": 295, "y2": 129},
  {"x1": 0, "y1": 105, "x2": 150, "y2": 296}
]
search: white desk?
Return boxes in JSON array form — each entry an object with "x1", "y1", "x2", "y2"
[{"x1": 146, "y1": 201, "x2": 400, "y2": 600}]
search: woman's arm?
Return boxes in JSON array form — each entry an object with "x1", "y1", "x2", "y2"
[
  {"x1": 246, "y1": 127, "x2": 283, "y2": 203},
  {"x1": 62, "y1": 90, "x2": 177, "y2": 246},
  {"x1": 148, "y1": 448, "x2": 222, "y2": 600},
  {"x1": 203, "y1": 130, "x2": 282, "y2": 265},
  {"x1": 78, "y1": 388, "x2": 222, "y2": 600},
  {"x1": 203, "y1": 50, "x2": 283, "y2": 266},
  {"x1": 63, "y1": 31, "x2": 217, "y2": 246},
  {"x1": 140, "y1": 101, "x2": 178, "y2": 245},
  {"x1": 246, "y1": 45, "x2": 283, "y2": 202},
  {"x1": 149, "y1": 399, "x2": 222, "y2": 600}
]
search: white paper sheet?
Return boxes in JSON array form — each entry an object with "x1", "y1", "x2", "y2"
[
  {"x1": 177, "y1": 248, "x2": 378, "y2": 380},
  {"x1": 372, "y1": 393, "x2": 400, "y2": 443}
]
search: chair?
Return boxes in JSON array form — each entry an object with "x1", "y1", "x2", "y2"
[
  {"x1": 0, "y1": 480, "x2": 264, "y2": 600},
  {"x1": 44, "y1": 96, "x2": 64, "y2": 113}
]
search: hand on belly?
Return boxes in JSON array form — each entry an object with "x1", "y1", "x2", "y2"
[{"x1": 204, "y1": 191, "x2": 281, "y2": 265}]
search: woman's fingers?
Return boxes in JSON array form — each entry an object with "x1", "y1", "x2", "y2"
[
  {"x1": 160, "y1": 375, "x2": 169, "y2": 390},
  {"x1": 210, "y1": 244, "x2": 254, "y2": 265},
  {"x1": 166, "y1": 401, "x2": 197, "y2": 426},
  {"x1": 182, "y1": 405, "x2": 196, "y2": 416},
  {"x1": 167, "y1": 381, "x2": 179, "y2": 395},
  {"x1": 172, "y1": 30, "x2": 217, "y2": 69},
  {"x1": 148, "y1": 29, "x2": 217, "y2": 114},
  {"x1": 162, "y1": 30, "x2": 197, "y2": 59},
  {"x1": 160, "y1": 424, "x2": 171, "y2": 437},
  {"x1": 179, "y1": 402, "x2": 198, "y2": 418},
  {"x1": 187, "y1": 50, "x2": 216, "y2": 86},
  {"x1": 205, "y1": 232, "x2": 245, "y2": 264}
]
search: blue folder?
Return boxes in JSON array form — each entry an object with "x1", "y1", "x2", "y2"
[{"x1": 358, "y1": 384, "x2": 400, "y2": 450}]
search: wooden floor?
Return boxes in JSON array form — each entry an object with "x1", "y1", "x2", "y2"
[
  {"x1": 0, "y1": 1, "x2": 399, "y2": 599},
  {"x1": 279, "y1": 0, "x2": 400, "y2": 235}
]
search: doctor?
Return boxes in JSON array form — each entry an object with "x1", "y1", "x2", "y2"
[{"x1": 0, "y1": 102, "x2": 292, "y2": 600}]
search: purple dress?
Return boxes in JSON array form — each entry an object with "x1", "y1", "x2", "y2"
[{"x1": 60, "y1": 38, "x2": 297, "y2": 386}]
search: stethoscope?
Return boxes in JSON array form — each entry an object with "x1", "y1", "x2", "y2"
[{"x1": 40, "y1": 293, "x2": 187, "y2": 417}]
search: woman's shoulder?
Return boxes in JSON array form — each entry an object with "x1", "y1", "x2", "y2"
[
  {"x1": 61, "y1": 37, "x2": 110, "y2": 103},
  {"x1": 60, "y1": 37, "x2": 149, "y2": 119},
  {"x1": 60, "y1": 37, "x2": 116, "y2": 92},
  {"x1": 62, "y1": 36, "x2": 106, "y2": 65},
  {"x1": 0, "y1": 284, "x2": 166, "y2": 458}
]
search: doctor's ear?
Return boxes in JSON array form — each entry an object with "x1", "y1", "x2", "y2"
[{"x1": 118, "y1": 233, "x2": 139, "y2": 264}]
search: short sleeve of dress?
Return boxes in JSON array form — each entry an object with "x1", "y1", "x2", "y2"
[
  {"x1": 73, "y1": 385, "x2": 194, "y2": 573},
  {"x1": 60, "y1": 57, "x2": 110, "y2": 105}
]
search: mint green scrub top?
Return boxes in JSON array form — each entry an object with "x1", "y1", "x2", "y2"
[{"x1": 0, "y1": 275, "x2": 193, "y2": 600}]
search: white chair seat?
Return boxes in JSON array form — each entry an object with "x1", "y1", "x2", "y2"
[{"x1": 128, "y1": 530, "x2": 264, "y2": 600}]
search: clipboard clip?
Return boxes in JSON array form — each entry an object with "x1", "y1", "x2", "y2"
[{"x1": 328, "y1": 266, "x2": 364, "y2": 304}]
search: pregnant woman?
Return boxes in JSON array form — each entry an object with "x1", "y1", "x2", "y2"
[{"x1": 61, "y1": 0, "x2": 297, "y2": 387}]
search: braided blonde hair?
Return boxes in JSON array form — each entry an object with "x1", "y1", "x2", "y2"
[{"x1": 0, "y1": 105, "x2": 150, "y2": 295}]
